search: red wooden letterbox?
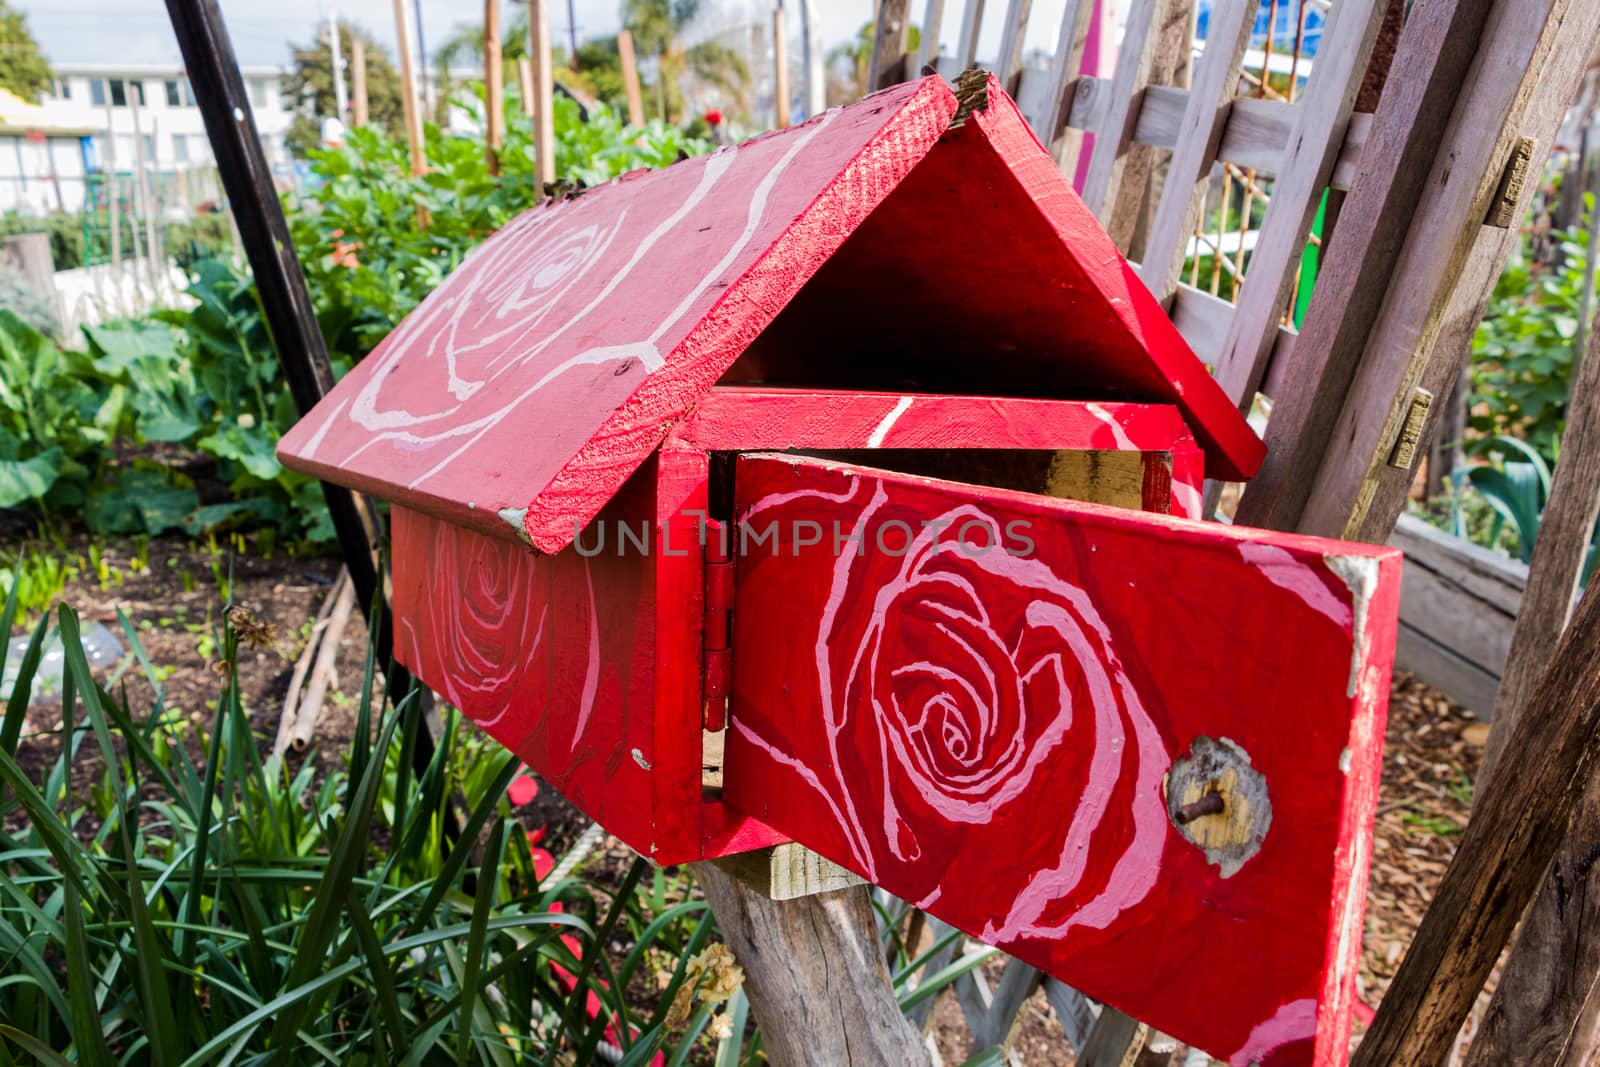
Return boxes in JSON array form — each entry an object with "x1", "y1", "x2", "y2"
[{"x1": 280, "y1": 75, "x2": 1401, "y2": 1067}]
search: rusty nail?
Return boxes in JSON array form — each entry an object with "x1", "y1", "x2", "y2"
[{"x1": 1174, "y1": 792, "x2": 1226, "y2": 825}]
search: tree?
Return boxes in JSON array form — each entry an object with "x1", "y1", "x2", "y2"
[
  {"x1": 433, "y1": 15, "x2": 630, "y2": 118},
  {"x1": 0, "y1": 2, "x2": 52, "y2": 102},
  {"x1": 282, "y1": 21, "x2": 405, "y2": 156},
  {"x1": 826, "y1": 20, "x2": 920, "y2": 107},
  {"x1": 622, "y1": 0, "x2": 749, "y2": 124}
]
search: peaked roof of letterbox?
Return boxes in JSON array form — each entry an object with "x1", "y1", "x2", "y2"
[{"x1": 277, "y1": 74, "x2": 1265, "y2": 554}]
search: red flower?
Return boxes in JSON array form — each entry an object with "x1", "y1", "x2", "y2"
[
  {"x1": 508, "y1": 771, "x2": 539, "y2": 806},
  {"x1": 704, "y1": 109, "x2": 723, "y2": 126}
]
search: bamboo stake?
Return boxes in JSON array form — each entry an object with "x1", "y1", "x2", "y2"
[
  {"x1": 351, "y1": 37, "x2": 369, "y2": 127},
  {"x1": 774, "y1": 2, "x2": 790, "y2": 128},
  {"x1": 484, "y1": 0, "x2": 504, "y2": 173},
  {"x1": 617, "y1": 29, "x2": 645, "y2": 126},
  {"x1": 272, "y1": 567, "x2": 350, "y2": 763},
  {"x1": 527, "y1": 0, "x2": 556, "y2": 186},
  {"x1": 517, "y1": 55, "x2": 535, "y2": 117},
  {"x1": 391, "y1": 0, "x2": 427, "y2": 177},
  {"x1": 288, "y1": 576, "x2": 358, "y2": 752}
]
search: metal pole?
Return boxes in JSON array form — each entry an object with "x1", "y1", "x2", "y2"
[{"x1": 161, "y1": 0, "x2": 398, "y2": 683}]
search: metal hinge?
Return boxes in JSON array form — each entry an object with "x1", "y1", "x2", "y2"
[{"x1": 702, "y1": 519, "x2": 733, "y2": 731}]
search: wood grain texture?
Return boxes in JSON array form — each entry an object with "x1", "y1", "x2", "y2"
[
  {"x1": 1349, "y1": 581, "x2": 1600, "y2": 1065},
  {"x1": 723, "y1": 453, "x2": 1401, "y2": 1065},
  {"x1": 1391, "y1": 514, "x2": 1523, "y2": 716},
  {"x1": 869, "y1": 0, "x2": 913, "y2": 91},
  {"x1": 1055, "y1": 78, "x2": 1375, "y2": 193},
  {"x1": 1213, "y1": 0, "x2": 1387, "y2": 407},
  {"x1": 1106, "y1": 0, "x2": 1196, "y2": 259},
  {"x1": 1300, "y1": 0, "x2": 1595, "y2": 542},
  {"x1": 1035, "y1": 0, "x2": 1094, "y2": 162},
  {"x1": 711, "y1": 843, "x2": 866, "y2": 900},
  {"x1": 1136, "y1": 0, "x2": 1255, "y2": 304},
  {"x1": 1231, "y1": 0, "x2": 1507, "y2": 534},
  {"x1": 1464, "y1": 313, "x2": 1600, "y2": 1063},
  {"x1": 1078, "y1": 0, "x2": 1165, "y2": 225},
  {"x1": 693, "y1": 864, "x2": 932, "y2": 1066}
]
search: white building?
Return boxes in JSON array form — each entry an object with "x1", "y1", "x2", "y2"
[{"x1": 1, "y1": 63, "x2": 295, "y2": 215}]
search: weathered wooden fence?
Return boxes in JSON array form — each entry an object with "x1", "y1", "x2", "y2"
[{"x1": 706, "y1": 0, "x2": 1600, "y2": 1062}]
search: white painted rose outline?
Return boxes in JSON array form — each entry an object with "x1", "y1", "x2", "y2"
[{"x1": 737, "y1": 473, "x2": 1169, "y2": 943}]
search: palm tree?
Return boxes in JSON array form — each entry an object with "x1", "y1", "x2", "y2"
[{"x1": 622, "y1": 0, "x2": 749, "y2": 123}]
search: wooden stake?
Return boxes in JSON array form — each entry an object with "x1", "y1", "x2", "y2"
[
  {"x1": 128, "y1": 89, "x2": 163, "y2": 296},
  {"x1": 288, "y1": 575, "x2": 358, "y2": 752},
  {"x1": 527, "y1": 0, "x2": 556, "y2": 185},
  {"x1": 272, "y1": 567, "x2": 351, "y2": 763},
  {"x1": 773, "y1": 3, "x2": 790, "y2": 128},
  {"x1": 1463, "y1": 305, "x2": 1600, "y2": 1067},
  {"x1": 391, "y1": 0, "x2": 427, "y2": 176},
  {"x1": 617, "y1": 28, "x2": 645, "y2": 127},
  {"x1": 484, "y1": 0, "x2": 504, "y2": 173},
  {"x1": 517, "y1": 55, "x2": 535, "y2": 117},
  {"x1": 351, "y1": 37, "x2": 369, "y2": 127},
  {"x1": 1348, "y1": 579, "x2": 1600, "y2": 1065}
]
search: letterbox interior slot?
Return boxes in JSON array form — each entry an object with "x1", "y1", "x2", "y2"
[{"x1": 791, "y1": 448, "x2": 1158, "y2": 510}]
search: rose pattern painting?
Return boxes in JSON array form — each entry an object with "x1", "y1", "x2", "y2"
[
  {"x1": 724, "y1": 455, "x2": 1401, "y2": 1066},
  {"x1": 391, "y1": 506, "x2": 662, "y2": 843},
  {"x1": 277, "y1": 77, "x2": 959, "y2": 552}
]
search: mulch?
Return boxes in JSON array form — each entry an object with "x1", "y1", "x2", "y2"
[{"x1": 5, "y1": 533, "x2": 1492, "y2": 1063}]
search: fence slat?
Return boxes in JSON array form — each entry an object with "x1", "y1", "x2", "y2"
[
  {"x1": 993, "y1": 0, "x2": 1035, "y2": 86},
  {"x1": 1035, "y1": 0, "x2": 1096, "y2": 162},
  {"x1": 1213, "y1": 0, "x2": 1388, "y2": 407},
  {"x1": 1080, "y1": 0, "x2": 1166, "y2": 226},
  {"x1": 956, "y1": 0, "x2": 987, "y2": 67},
  {"x1": 917, "y1": 0, "x2": 948, "y2": 73},
  {"x1": 1137, "y1": 0, "x2": 1256, "y2": 303}
]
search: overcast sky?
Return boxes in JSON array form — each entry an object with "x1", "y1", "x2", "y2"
[{"x1": 15, "y1": 0, "x2": 1071, "y2": 74}]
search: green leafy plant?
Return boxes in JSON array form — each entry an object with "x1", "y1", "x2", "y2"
[
  {"x1": 1449, "y1": 434, "x2": 1600, "y2": 580},
  {"x1": 0, "y1": 577, "x2": 726, "y2": 1064},
  {"x1": 293, "y1": 91, "x2": 710, "y2": 360},
  {"x1": 1470, "y1": 202, "x2": 1598, "y2": 461}
]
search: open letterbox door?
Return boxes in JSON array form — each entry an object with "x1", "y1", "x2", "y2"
[{"x1": 721, "y1": 453, "x2": 1400, "y2": 1067}]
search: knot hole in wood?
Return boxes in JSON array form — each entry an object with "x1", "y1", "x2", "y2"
[{"x1": 1164, "y1": 736, "x2": 1272, "y2": 877}]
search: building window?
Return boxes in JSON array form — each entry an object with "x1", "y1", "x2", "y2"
[
  {"x1": 248, "y1": 78, "x2": 269, "y2": 108},
  {"x1": 164, "y1": 78, "x2": 196, "y2": 107},
  {"x1": 106, "y1": 78, "x2": 146, "y2": 108},
  {"x1": 51, "y1": 77, "x2": 70, "y2": 100},
  {"x1": 90, "y1": 78, "x2": 106, "y2": 107}
]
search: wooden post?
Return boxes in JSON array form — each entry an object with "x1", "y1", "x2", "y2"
[
  {"x1": 518, "y1": 55, "x2": 535, "y2": 117},
  {"x1": 694, "y1": 863, "x2": 931, "y2": 1066},
  {"x1": 1234, "y1": 0, "x2": 1600, "y2": 541},
  {"x1": 391, "y1": 0, "x2": 427, "y2": 176},
  {"x1": 527, "y1": 0, "x2": 556, "y2": 186},
  {"x1": 1348, "y1": 578, "x2": 1600, "y2": 1065},
  {"x1": 617, "y1": 29, "x2": 645, "y2": 126},
  {"x1": 1462, "y1": 308, "x2": 1600, "y2": 1066},
  {"x1": 484, "y1": 0, "x2": 504, "y2": 173},
  {"x1": 773, "y1": 2, "x2": 790, "y2": 128},
  {"x1": 867, "y1": 0, "x2": 911, "y2": 92},
  {"x1": 351, "y1": 37, "x2": 369, "y2": 127}
]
